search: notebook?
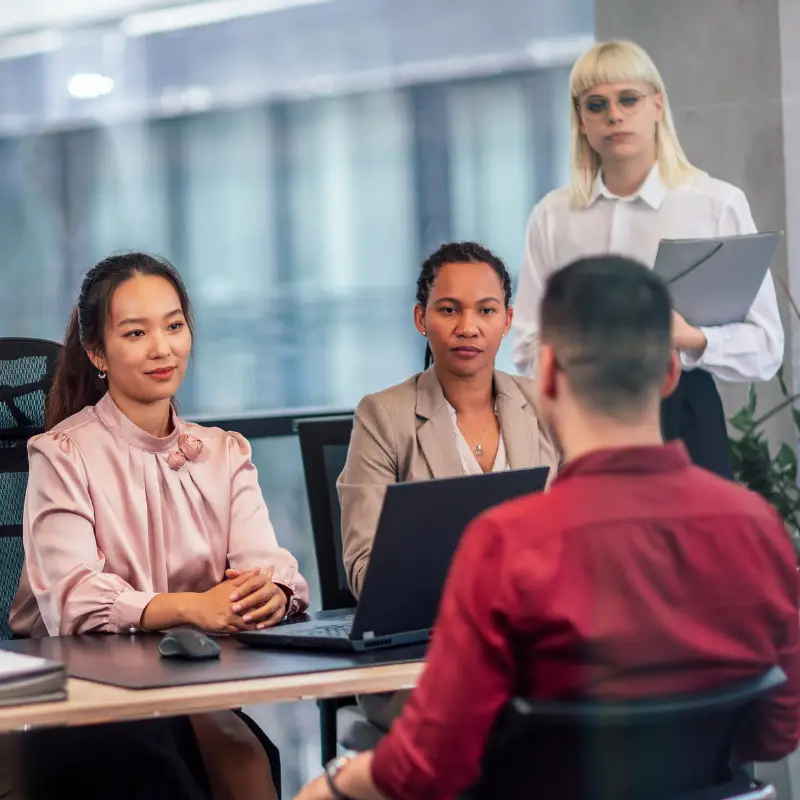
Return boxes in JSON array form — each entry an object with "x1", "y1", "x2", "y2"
[{"x1": 0, "y1": 649, "x2": 67, "y2": 707}]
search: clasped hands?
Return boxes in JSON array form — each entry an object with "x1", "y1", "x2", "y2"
[{"x1": 188, "y1": 566, "x2": 289, "y2": 634}]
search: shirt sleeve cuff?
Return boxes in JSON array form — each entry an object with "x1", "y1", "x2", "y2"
[
  {"x1": 273, "y1": 582, "x2": 297, "y2": 616},
  {"x1": 681, "y1": 326, "x2": 725, "y2": 369},
  {"x1": 110, "y1": 589, "x2": 158, "y2": 633}
]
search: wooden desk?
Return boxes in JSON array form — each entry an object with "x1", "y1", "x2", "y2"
[
  {"x1": 0, "y1": 659, "x2": 424, "y2": 733},
  {"x1": 0, "y1": 625, "x2": 427, "y2": 733}
]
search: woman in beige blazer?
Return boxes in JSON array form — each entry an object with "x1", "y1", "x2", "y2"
[
  {"x1": 339, "y1": 240, "x2": 559, "y2": 609},
  {"x1": 338, "y1": 241, "x2": 558, "y2": 730}
]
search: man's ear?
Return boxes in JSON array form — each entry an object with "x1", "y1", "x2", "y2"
[
  {"x1": 537, "y1": 343, "x2": 559, "y2": 400},
  {"x1": 660, "y1": 350, "x2": 681, "y2": 399}
]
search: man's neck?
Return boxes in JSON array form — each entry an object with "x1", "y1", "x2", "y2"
[
  {"x1": 108, "y1": 390, "x2": 173, "y2": 438},
  {"x1": 557, "y1": 412, "x2": 664, "y2": 465},
  {"x1": 601, "y1": 152, "x2": 656, "y2": 198},
  {"x1": 435, "y1": 365, "x2": 494, "y2": 414}
]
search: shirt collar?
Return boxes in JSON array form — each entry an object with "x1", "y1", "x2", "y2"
[
  {"x1": 555, "y1": 442, "x2": 691, "y2": 484},
  {"x1": 588, "y1": 163, "x2": 666, "y2": 210},
  {"x1": 94, "y1": 391, "x2": 181, "y2": 453}
]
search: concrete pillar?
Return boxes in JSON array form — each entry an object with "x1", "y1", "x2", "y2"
[{"x1": 594, "y1": 1, "x2": 800, "y2": 796}]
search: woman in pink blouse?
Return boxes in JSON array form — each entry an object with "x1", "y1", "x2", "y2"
[{"x1": 10, "y1": 252, "x2": 308, "y2": 799}]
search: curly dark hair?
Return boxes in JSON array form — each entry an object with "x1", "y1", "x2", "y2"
[{"x1": 416, "y1": 241, "x2": 512, "y2": 369}]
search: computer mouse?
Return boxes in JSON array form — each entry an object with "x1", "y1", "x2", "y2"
[{"x1": 158, "y1": 628, "x2": 221, "y2": 660}]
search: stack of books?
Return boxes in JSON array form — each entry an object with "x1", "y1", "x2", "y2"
[{"x1": 0, "y1": 650, "x2": 66, "y2": 707}]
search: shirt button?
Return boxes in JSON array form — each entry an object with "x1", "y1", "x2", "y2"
[{"x1": 129, "y1": 625, "x2": 137, "y2": 634}]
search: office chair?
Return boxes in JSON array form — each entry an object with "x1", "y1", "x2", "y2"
[
  {"x1": 0, "y1": 338, "x2": 61, "y2": 640},
  {"x1": 463, "y1": 666, "x2": 786, "y2": 800},
  {"x1": 297, "y1": 415, "x2": 383, "y2": 762},
  {"x1": 296, "y1": 416, "x2": 356, "y2": 612}
]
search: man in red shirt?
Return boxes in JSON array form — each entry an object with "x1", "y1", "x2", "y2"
[{"x1": 295, "y1": 255, "x2": 799, "y2": 800}]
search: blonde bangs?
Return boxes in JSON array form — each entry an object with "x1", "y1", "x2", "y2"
[
  {"x1": 570, "y1": 41, "x2": 663, "y2": 99},
  {"x1": 568, "y1": 39, "x2": 703, "y2": 208}
]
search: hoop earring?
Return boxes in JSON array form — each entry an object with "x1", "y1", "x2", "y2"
[{"x1": 98, "y1": 369, "x2": 106, "y2": 380}]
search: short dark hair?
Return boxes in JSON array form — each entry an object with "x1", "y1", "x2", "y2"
[
  {"x1": 416, "y1": 241, "x2": 512, "y2": 369},
  {"x1": 540, "y1": 255, "x2": 672, "y2": 418}
]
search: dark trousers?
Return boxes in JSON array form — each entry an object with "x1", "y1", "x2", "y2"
[
  {"x1": 21, "y1": 716, "x2": 213, "y2": 800},
  {"x1": 19, "y1": 711, "x2": 281, "y2": 800},
  {"x1": 661, "y1": 369, "x2": 733, "y2": 479}
]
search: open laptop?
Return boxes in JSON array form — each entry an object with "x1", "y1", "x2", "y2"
[{"x1": 238, "y1": 466, "x2": 549, "y2": 652}]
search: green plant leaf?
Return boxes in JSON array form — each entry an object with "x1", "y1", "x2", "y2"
[
  {"x1": 776, "y1": 444, "x2": 798, "y2": 481},
  {"x1": 729, "y1": 408, "x2": 755, "y2": 432},
  {"x1": 729, "y1": 370, "x2": 800, "y2": 566},
  {"x1": 778, "y1": 366, "x2": 789, "y2": 397}
]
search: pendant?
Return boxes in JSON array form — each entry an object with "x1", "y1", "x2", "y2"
[{"x1": 475, "y1": 444, "x2": 483, "y2": 456}]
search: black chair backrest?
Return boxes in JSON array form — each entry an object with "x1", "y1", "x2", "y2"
[
  {"x1": 0, "y1": 338, "x2": 61, "y2": 446},
  {"x1": 296, "y1": 416, "x2": 356, "y2": 611},
  {"x1": 0, "y1": 338, "x2": 62, "y2": 640},
  {"x1": 466, "y1": 666, "x2": 787, "y2": 800},
  {"x1": 0, "y1": 447, "x2": 29, "y2": 640}
]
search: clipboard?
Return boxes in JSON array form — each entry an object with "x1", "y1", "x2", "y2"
[{"x1": 653, "y1": 231, "x2": 782, "y2": 327}]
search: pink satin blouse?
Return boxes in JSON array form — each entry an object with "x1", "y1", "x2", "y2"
[{"x1": 9, "y1": 393, "x2": 310, "y2": 637}]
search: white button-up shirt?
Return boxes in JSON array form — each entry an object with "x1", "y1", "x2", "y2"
[{"x1": 511, "y1": 166, "x2": 784, "y2": 383}]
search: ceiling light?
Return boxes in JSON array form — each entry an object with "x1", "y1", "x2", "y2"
[
  {"x1": 0, "y1": 30, "x2": 63, "y2": 61},
  {"x1": 120, "y1": 0, "x2": 333, "y2": 37},
  {"x1": 67, "y1": 73, "x2": 115, "y2": 100}
]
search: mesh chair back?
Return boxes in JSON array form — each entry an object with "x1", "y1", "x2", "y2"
[
  {"x1": 0, "y1": 338, "x2": 61, "y2": 639},
  {"x1": 0, "y1": 338, "x2": 61, "y2": 445},
  {"x1": 0, "y1": 448, "x2": 30, "y2": 639}
]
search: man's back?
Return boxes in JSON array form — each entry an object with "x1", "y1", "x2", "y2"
[
  {"x1": 500, "y1": 444, "x2": 797, "y2": 708},
  {"x1": 370, "y1": 444, "x2": 799, "y2": 800}
]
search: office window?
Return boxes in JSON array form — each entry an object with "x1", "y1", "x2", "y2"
[
  {"x1": 0, "y1": 68, "x2": 574, "y2": 408},
  {"x1": 0, "y1": 135, "x2": 65, "y2": 340},
  {"x1": 178, "y1": 108, "x2": 280, "y2": 414},
  {"x1": 447, "y1": 77, "x2": 535, "y2": 272},
  {"x1": 65, "y1": 123, "x2": 173, "y2": 268},
  {"x1": 281, "y1": 90, "x2": 419, "y2": 409}
]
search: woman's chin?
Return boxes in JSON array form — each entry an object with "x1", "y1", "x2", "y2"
[{"x1": 440, "y1": 356, "x2": 493, "y2": 379}]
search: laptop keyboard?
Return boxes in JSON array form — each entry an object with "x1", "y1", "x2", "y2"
[{"x1": 278, "y1": 614, "x2": 355, "y2": 638}]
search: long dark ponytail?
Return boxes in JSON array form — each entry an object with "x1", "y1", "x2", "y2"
[
  {"x1": 46, "y1": 252, "x2": 193, "y2": 431},
  {"x1": 416, "y1": 241, "x2": 513, "y2": 369}
]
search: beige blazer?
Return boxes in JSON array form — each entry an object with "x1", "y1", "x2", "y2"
[{"x1": 337, "y1": 368, "x2": 559, "y2": 597}]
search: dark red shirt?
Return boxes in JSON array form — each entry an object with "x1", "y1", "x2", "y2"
[{"x1": 371, "y1": 443, "x2": 800, "y2": 800}]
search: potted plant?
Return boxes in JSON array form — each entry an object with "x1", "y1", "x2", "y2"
[
  {"x1": 728, "y1": 370, "x2": 800, "y2": 558},
  {"x1": 728, "y1": 278, "x2": 800, "y2": 558}
]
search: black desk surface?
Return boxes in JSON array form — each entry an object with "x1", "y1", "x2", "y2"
[{"x1": 0, "y1": 613, "x2": 427, "y2": 691}]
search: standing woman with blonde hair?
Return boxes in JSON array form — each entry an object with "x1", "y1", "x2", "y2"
[{"x1": 511, "y1": 40, "x2": 783, "y2": 477}]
